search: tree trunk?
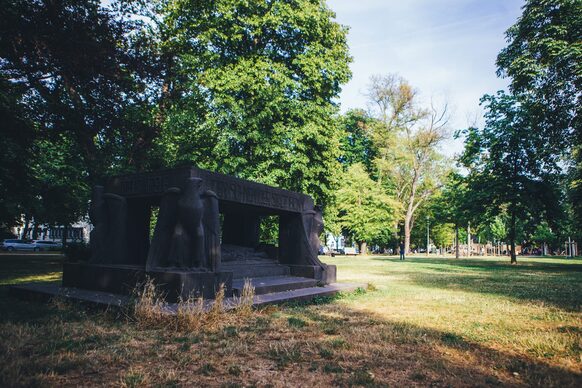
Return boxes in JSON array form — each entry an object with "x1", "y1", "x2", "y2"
[
  {"x1": 404, "y1": 213, "x2": 412, "y2": 254},
  {"x1": 509, "y1": 210, "x2": 517, "y2": 264},
  {"x1": 32, "y1": 222, "x2": 39, "y2": 240},
  {"x1": 455, "y1": 224, "x2": 459, "y2": 259},
  {"x1": 467, "y1": 222, "x2": 471, "y2": 257},
  {"x1": 22, "y1": 215, "x2": 31, "y2": 239},
  {"x1": 359, "y1": 241, "x2": 367, "y2": 256}
]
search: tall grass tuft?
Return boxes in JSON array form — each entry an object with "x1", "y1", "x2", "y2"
[
  {"x1": 133, "y1": 277, "x2": 167, "y2": 328},
  {"x1": 236, "y1": 278, "x2": 255, "y2": 316},
  {"x1": 174, "y1": 292, "x2": 205, "y2": 332},
  {"x1": 131, "y1": 279, "x2": 257, "y2": 333}
]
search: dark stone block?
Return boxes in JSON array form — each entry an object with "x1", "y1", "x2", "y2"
[
  {"x1": 63, "y1": 262, "x2": 233, "y2": 301},
  {"x1": 77, "y1": 166, "x2": 338, "y2": 305},
  {"x1": 288, "y1": 264, "x2": 336, "y2": 283}
]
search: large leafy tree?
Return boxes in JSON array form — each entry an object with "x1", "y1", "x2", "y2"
[
  {"x1": 496, "y1": 0, "x2": 582, "y2": 234},
  {"x1": 0, "y1": 0, "x2": 161, "y2": 230},
  {"x1": 366, "y1": 74, "x2": 449, "y2": 254},
  {"x1": 460, "y1": 92, "x2": 561, "y2": 263},
  {"x1": 155, "y1": 0, "x2": 352, "y2": 205},
  {"x1": 431, "y1": 172, "x2": 470, "y2": 258},
  {"x1": 0, "y1": 0, "x2": 159, "y2": 180},
  {"x1": 0, "y1": 79, "x2": 35, "y2": 229},
  {"x1": 336, "y1": 163, "x2": 399, "y2": 254}
]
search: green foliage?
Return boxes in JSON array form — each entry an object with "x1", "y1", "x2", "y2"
[
  {"x1": 336, "y1": 164, "x2": 399, "y2": 245},
  {"x1": 496, "y1": 0, "x2": 581, "y2": 236},
  {"x1": 338, "y1": 109, "x2": 378, "y2": 172},
  {"x1": 157, "y1": 0, "x2": 352, "y2": 205},
  {"x1": 0, "y1": 0, "x2": 161, "y2": 228},
  {"x1": 459, "y1": 92, "x2": 562, "y2": 261},
  {"x1": 431, "y1": 223, "x2": 455, "y2": 248},
  {"x1": 489, "y1": 216, "x2": 508, "y2": 242},
  {"x1": 497, "y1": 0, "x2": 580, "y2": 142},
  {"x1": 531, "y1": 221, "x2": 556, "y2": 245}
]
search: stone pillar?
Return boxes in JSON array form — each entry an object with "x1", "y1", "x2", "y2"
[
  {"x1": 202, "y1": 190, "x2": 221, "y2": 271},
  {"x1": 278, "y1": 214, "x2": 302, "y2": 265},
  {"x1": 102, "y1": 193, "x2": 128, "y2": 265},
  {"x1": 126, "y1": 198, "x2": 151, "y2": 266}
]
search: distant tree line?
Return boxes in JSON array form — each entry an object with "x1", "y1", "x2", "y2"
[{"x1": 332, "y1": 0, "x2": 581, "y2": 262}]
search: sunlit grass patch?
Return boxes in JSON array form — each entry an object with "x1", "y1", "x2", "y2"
[{"x1": 0, "y1": 253, "x2": 580, "y2": 386}]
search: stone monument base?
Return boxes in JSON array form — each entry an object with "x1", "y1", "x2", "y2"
[
  {"x1": 289, "y1": 264, "x2": 336, "y2": 284},
  {"x1": 62, "y1": 263, "x2": 233, "y2": 302}
]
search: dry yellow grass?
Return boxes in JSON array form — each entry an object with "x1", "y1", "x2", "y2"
[{"x1": 0, "y1": 253, "x2": 580, "y2": 387}]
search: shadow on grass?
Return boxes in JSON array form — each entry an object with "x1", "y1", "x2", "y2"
[
  {"x1": 299, "y1": 306, "x2": 581, "y2": 387},
  {"x1": 372, "y1": 256, "x2": 582, "y2": 311},
  {"x1": 0, "y1": 253, "x2": 63, "y2": 286},
  {"x1": 1, "y1": 288, "x2": 579, "y2": 387}
]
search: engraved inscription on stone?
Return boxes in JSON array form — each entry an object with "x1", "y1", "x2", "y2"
[{"x1": 108, "y1": 167, "x2": 307, "y2": 213}]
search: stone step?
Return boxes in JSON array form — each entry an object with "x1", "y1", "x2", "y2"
[
  {"x1": 9, "y1": 281, "x2": 366, "y2": 310},
  {"x1": 232, "y1": 276, "x2": 318, "y2": 296},
  {"x1": 250, "y1": 283, "x2": 364, "y2": 306},
  {"x1": 221, "y1": 261, "x2": 290, "y2": 279}
]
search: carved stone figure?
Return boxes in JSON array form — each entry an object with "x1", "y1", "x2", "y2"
[
  {"x1": 300, "y1": 206, "x2": 325, "y2": 266},
  {"x1": 146, "y1": 187, "x2": 180, "y2": 270},
  {"x1": 202, "y1": 190, "x2": 221, "y2": 271},
  {"x1": 310, "y1": 206, "x2": 324, "y2": 254},
  {"x1": 89, "y1": 186, "x2": 107, "y2": 264},
  {"x1": 168, "y1": 178, "x2": 205, "y2": 268}
]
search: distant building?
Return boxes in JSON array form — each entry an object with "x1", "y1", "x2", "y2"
[
  {"x1": 326, "y1": 232, "x2": 345, "y2": 251},
  {"x1": 11, "y1": 220, "x2": 91, "y2": 243}
]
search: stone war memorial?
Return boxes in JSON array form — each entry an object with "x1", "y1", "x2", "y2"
[{"x1": 61, "y1": 166, "x2": 340, "y2": 302}]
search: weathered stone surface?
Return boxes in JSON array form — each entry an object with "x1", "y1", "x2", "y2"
[
  {"x1": 168, "y1": 177, "x2": 205, "y2": 268},
  {"x1": 70, "y1": 165, "x2": 336, "y2": 301},
  {"x1": 63, "y1": 262, "x2": 232, "y2": 301},
  {"x1": 202, "y1": 190, "x2": 221, "y2": 271},
  {"x1": 146, "y1": 187, "x2": 180, "y2": 270},
  {"x1": 106, "y1": 166, "x2": 314, "y2": 214},
  {"x1": 89, "y1": 186, "x2": 107, "y2": 263}
]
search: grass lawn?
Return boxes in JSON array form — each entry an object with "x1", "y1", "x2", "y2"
[{"x1": 0, "y1": 253, "x2": 580, "y2": 387}]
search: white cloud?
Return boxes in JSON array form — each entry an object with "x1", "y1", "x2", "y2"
[{"x1": 328, "y1": 0, "x2": 525, "y2": 156}]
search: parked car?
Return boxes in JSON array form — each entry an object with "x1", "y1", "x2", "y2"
[
  {"x1": 2, "y1": 239, "x2": 36, "y2": 251},
  {"x1": 32, "y1": 240, "x2": 63, "y2": 251},
  {"x1": 343, "y1": 247, "x2": 359, "y2": 255}
]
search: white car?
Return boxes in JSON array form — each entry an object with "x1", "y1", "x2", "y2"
[
  {"x1": 2, "y1": 239, "x2": 36, "y2": 251},
  {"x1": 32, "y1": 240, "x2": 63, "y2": 251}
]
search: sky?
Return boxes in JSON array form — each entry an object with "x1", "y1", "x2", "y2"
[{"x1": 326, "y1": 0, "x2": 525, "y2": 156}]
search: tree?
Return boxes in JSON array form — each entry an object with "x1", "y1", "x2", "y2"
[
  {"x1": 431, "y1": 223, "x2": 455, "y2": 253},
  {"x1": 0, "y1": 0, "x2": 164, "y2": 231},
  {"x1": 365, "y1": 74, "x2": 449, "y2": 254},
  {"x1": 0, "y1": 79, "x2": 35, "y2": 229},
  {"x1": 531, "y1": 221, "x2": 556, "y2": 255},
  {"x1": 155, "y1": 0, "x2": 352, "y2": 206},
  {"x1": 431, "y1": 172, "x2": 470, "y2": 259},
  {"x1": 496, "y1": 0, "x2": 582, "y2": 235},
  {"x1": 336, "y1": 164, "x2": 400, "y2": 255},
  {"x1": 460, "y1": 92, "x2": 560, "y2": 263},
  {"x1": 338, "y1": 109, "x2": 378, "y2": 173},
  {"x1": 0, "y1": 0, "x2": 160, "y2": 182}
]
